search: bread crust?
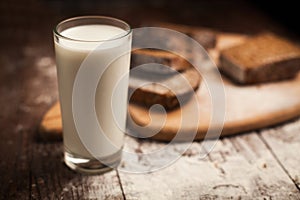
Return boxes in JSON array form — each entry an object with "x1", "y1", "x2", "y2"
[
  {"x1": 220, "y1": 33, "x2": 300, "y2": 84},
  {"x1": 129, "y1": 67, "x2": 201, "y2": 110}
]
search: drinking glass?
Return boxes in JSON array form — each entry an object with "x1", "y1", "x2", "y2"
[{"x1": 53, "y1": 16, "x2": 132, "y2": 173}]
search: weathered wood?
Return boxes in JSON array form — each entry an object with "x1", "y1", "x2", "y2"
[
  {"x1": 29, "y1": 143, "x2": 124, "y2": 200},
  {"x1": 1, "y1": 0, "x2": 300, "y2": 199},
  {"x1": 0, "y1": 38, "x2": 124, "y2": 199},
  {"x1": 118, "y1": 134, "x2": 300, "y2": 199},
  {"x1": 260, "y1": 119, "x2": 300, "y2": 189}
]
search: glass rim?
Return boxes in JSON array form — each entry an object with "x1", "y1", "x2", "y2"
[{"x1": 53, "y1": 15, "x2": 132, "y2": 43}]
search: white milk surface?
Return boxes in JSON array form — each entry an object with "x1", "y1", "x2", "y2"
[{"x1": 55, "y1": 25, "x2": 131, "y2": 158}]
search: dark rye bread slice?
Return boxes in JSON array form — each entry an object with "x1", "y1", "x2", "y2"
[
  {"x1": 129, "y1": 67, "x2": 201, "y2": 110},
  {"x1": 131, "y1": 49, "x2": 192, "y2": 74},
  {"x1": 133, "y1": 23, "x2": 216, "y2": 67},
  {"x1": 143, "y1": 22, "x2": 217, "y2": 49},
  {"x1": 133, "y1": 27, "x2": 192, "y2": 58},
  {"x1": 220, "y1": 33, "x2": 300, "y2": 84}
]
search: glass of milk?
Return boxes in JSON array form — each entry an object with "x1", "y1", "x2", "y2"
[{"x1": 53, "y1": 16, "x2": 132, "y2": 174}]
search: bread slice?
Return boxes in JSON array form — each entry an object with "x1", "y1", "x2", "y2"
[
  {"x1": 133, "y1": 27, "x2": 192, "y2": 58},
  {"x1": 143, "y1": 22, "x2": 216, "y2": 49},
  {"x1": 220, "y1": 33, "x2": 300, "y2": 84},
  {"x1": 131, "y1": 49, "x2": 192, "y2": 74},
  {"x1": 129, "y1": 67, "x2": 201, "y2": 110}
]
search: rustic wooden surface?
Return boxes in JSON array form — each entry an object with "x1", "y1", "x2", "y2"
[{"x1": 1, "y1": 0, "x2": 300, "y2": 199}]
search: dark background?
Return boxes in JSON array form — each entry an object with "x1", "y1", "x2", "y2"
[
  {"x1": 252, "y1": 0, "x2": 299, "y2": 35},
  {"x1": 1, "y1": 0, "x2": 299, "y2": 46}
]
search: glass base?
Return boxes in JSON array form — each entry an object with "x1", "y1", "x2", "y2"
[{"x1": 64, "y1": 149, "x2": 122, "y2": 174}]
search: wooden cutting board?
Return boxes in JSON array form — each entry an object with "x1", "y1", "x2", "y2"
[{"x1": 39, "y1": 33, "x2": 300, "y2": 141}]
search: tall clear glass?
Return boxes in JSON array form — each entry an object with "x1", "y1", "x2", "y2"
[{"x1": 53, "y1": 16, "x2": 132, "y2": 174}]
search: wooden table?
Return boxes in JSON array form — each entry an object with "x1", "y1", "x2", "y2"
[{"x1": 1, "y1": 0, "x2": 299, "y2": 199}]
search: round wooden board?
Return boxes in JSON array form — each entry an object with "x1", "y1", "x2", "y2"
[{"x1": 128, "y1": 73, "x2": 300, "y2": 141}]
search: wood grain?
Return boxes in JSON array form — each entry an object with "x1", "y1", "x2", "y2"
[
  {"x1": 0, "y1": 37, "x2": 124, "y2": 199},
  {"x1": 260, "y1": 119, "x2": 300, "y2": 189},
  {"x1": 1, "y1": 0, "x2": 300, "y2": 199},
  {"x1": 117, "y1": 134, "x2": 300, "y2": 199},
  {"x1": 30, "y1": 143, "x2": 124, "y2": 199}
]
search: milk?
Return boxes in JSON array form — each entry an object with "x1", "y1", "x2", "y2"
[{"x1": 54, "y1": 25, "x2": 131, "y2": 158}]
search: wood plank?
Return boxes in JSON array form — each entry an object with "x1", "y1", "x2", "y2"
[
  {"x1": 118, "y1": 134, "x2": 300, "y2": 199},
  {"x1": 0, "y1": 41, "x2": 124, "y2": 199},
  {"x1": 23, "y1": 47, "x2": 124, "y2": 199},
  {"x1": 260, "y1": 118, "x2": 300, "y2": 189},
  {"x1": 30, "y1": 143, "x2": 124, "y2": 200}
]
